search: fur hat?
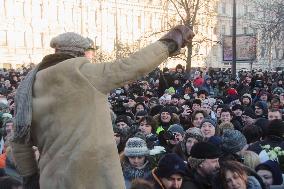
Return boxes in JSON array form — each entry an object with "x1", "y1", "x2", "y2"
[
  {"x1": 267, "y1": 119, "x2": 284, "y2": 138},
  {"x1": 185, "y1": 127, "x2": 203, "y2": 142},
  {"x1": 221, "y1": 130, "x2": 247, "y2": 154},
  {"x1": 156, "y1": 153, "x2": 187, "y2": 178},
  {"x1": 124, "y1": 137, "x2": 149, "y2": 157},
  {"x1": 50, "y1": 32, "x2": 90, "y2": 56}
]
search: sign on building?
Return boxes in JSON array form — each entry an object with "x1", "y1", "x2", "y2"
[{"x1": 223, "y1": 35, "x2": 257, "y2": 61}]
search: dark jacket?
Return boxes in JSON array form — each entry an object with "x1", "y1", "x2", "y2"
[{"x1": 248, "y1": 135, "x2": 284, "y2": 154}]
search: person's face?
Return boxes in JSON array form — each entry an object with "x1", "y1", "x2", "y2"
[
  {"x1": 136, "y1": 104, "x2": 145, "y2": 113},
  {"x1": 116, "y1": 122, "x2": 129, "y2": 129},
  {"x1": 255, "y1": 106, "x2": 264, "y2": 116},
  {"x1": 169, "y1": 132, "x2": 184, "y2": 145},
  {"x1": 206, "y1": 79, "x2": 211, "y2": 85},
  {"x1": 199, "y1": 158, "x2": 220, "y2": 177},
  {"x1": 245, "y1": 77, "x2": 252, "y2": 84},
  {"x1": 201, "y1": 122, "x2": 215, "y2": 138},
  {"x1": 127, "y1": 99, "x2": 136, "y2": 108},
  {"x1": 260, "y1": 94, "x2": 268, "y2": 101},
  {"x1": 257, "y1": 170, "x2": 273, "y2": 189},
  {"x1": 149, "y1": 101, "x2": 158, "y2": 108},
  {"x1": 161, "y1": 112, "x2": 171, "y2": 123},
  {"x1": 221, "y1": 112, "x2": 232, "y2": 123},
  {"x1": 177, "y1": 68, "x2": 183, "y2": 73},
  {"x1": 233, "y1": 109, "x2": 243, "y2": 117},
  {"x1": 280, "y1": 93, "x2": 284, "y2": 102},
  {"x1": 139, "y1": 121, "x2": 152, "y2": 135},
  {"x1": 161, "y1": 174, "x2": 183, "y2": 189},
  {"x1": 171, "y1": 98, "x2": 179, "y2": 106},
  {"x1": 242, "y1": 115, "x2": 255, "y2": 126},
  {"x1": 186, "y1": 137, "x2": 198, "y2": 155},
  {"x1": 193, "y1": 113, "x2": 205, "y2": 127},
  {"x1": 216, "y1": 108, "x2": 222, "y2": 118},
  {"x1": 242, "y1": 98, "x2": 250, "y2": 105},
  {"x1": 128, "y1": 156, "x2": 146, "y2": 168},
  {"x1": 268, "y1": 111, "x2": 282, "y2": 121},
  {"x1": 84, "y1": 50, "x2": 94, "y2": 60},
  {"x1": 5, "y1": 122, "x2": 14, "y2": 140},
  {"x1": 199, "y1": 94, "x2": 206, "y2": 101},
  {"x1": 225, "y1": 170, "x2": 247, "y2": 189},
  {"x1": 192, "y1": 103, "x2": 201, "y2": 111},
  {"x1": 201, "y1": 104, "x2": 211, "y2": 115},
  {"x1": 114, "y1": 133, "x2": 120, "y2": 145},
  {"x1": 230, "y1": 80, "x2": 236, "y2": 85}
]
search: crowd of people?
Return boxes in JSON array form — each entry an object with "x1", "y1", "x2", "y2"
[{"x1": 0, "y1": 27, "x2": 283, "y2": 189}]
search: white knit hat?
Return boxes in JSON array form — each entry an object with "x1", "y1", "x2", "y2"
[{"x1": 124, "y1": 137, "x2": 149, "y2": 157}]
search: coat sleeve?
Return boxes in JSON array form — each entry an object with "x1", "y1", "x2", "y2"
[{"x1": 80, "y1": 41, "x2": 169, "y2": 94}]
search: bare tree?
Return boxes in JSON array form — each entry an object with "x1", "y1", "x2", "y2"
[
  {"x1": 249, "y1": 0, "x2": 284, "y2": 69},
  {"x1": 167, "y1": 0, "x2": 219, "y2": 73}
]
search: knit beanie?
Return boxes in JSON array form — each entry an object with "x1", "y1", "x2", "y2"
[
  {"x1": 255, "y1": 101, "x2": 268, "y2": 112},
  {"x1": 159, "y1": 106, "x2": 173, "y2": 116},
  {"x1": 185, "y1": 127, "x2": 203, "y2": 142},
  {"x1": 124, "y1": 137, "x2": 149, "y2": 157},
  {"x1": 168, "y1": 124, "x2": 185, "y2": 135},
  {"x1": 221, "y1": 130, "x2": 247, "y2": 154},
  {"x1": 227, "y1": 88, "x2": 238, "y2": 96},
  {"x1": 243, "y1": 107, "x2": 257, "y2": 119},
  {"x1": 149, "y1": 97, "x2": 159, "y2": 105},
  {"x1": 255, "y1": 160, "x2": 283, "y2": 185},
  {"x1": 232, "y1": 104, "x2": 244, "y2": 111},
  {"x1": 200, "y1": 118, "x2": 217, "y2": 127},
  {"x1": 156, "y1": 153, "x2": 187, "y2": 178},
  {"x1": 50, "y1": 32, "x2": 90, "y2": 57},
  {"x1": 190, "y1": 142, "x2": 222, "y2": 159}
]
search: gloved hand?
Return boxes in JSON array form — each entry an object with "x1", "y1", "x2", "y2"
[{"x1": 159, "y1": 25, "x2": 195, "y2": 56}]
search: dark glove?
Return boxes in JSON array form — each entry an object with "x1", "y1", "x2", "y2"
[
  {"x1": 159, "y1": 25, "x2": 195, "y2": 56},
  {"x1": 23, "y1": 173, "x2": 40, "y2": 189}
]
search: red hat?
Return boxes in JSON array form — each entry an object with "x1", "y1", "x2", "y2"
[{"x1": 227, "y1": 88, "x2": 238, "y2": 95}]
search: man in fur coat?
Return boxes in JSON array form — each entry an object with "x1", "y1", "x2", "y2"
[{"x1": 11, "y1": 25, "x2": 194, "y2": 189}]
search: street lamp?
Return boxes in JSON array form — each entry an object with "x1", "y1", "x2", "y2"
[{"x1": 232, "y1": 0, "x2": 237, "y2": 78}]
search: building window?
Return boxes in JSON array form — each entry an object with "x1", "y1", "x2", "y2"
[
  {"x1": 222, "y1": 2, "x2": 226, "y2": 14},
  {"x1": 243, "y1": 27, "x2": 248, "y2": 34},
  {"x1": 221, "y1": 25, "x2": 226, "y2": 34},
  {"x1": 244, "y1": 5, "x2": 248, "y2": 15},
  {"x1": 15, "y1": 1, "x2": 25, "y2": 17},
  {"x1": 138, "y1": 16, "x2": 141, "y2": 30},
  {"x1": 0, "y1": 30, "x2": 7, "y2": 46},
  {"x1": 15, "y1": 31, "x2": 25, "y2": 47}
]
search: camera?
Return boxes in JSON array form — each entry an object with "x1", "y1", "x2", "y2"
[{"x1": 163, "y1": 130, "x2": 177, "y2": 140}]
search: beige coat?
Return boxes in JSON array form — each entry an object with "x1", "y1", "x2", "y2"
[{"x1": 27, "y1": 42, "x2": 168, "y2": 189}]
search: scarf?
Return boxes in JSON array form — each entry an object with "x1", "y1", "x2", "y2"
[{"x1": 13, "y1": 53, "x2": 75, "y2": 144}]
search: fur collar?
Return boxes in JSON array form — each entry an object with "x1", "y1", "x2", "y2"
[{"x1": 38, "y1": 53, "x2": 75, "y2": 71}]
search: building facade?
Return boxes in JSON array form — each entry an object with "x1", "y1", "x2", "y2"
[{"x1": 0, "y1": 0, "x2": 283, "y2": 70}]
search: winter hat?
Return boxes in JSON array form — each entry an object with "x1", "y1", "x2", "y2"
[
  {"x1": 190, "y1": 142, "x2": 222, "y2": 159},
  {"x1": 159, "y1": 106, "x2": 173, "y2": 116},
  {"x1": 227, "y1": 88, "x2": 238, "y2": 96},
  {"x1": 50, "y1": 32, "x2": 90, "y2": 57},
  {"x1": 255, "y1": 160, "x2": 283, "y2": 185},
  {"x1": 149, "y1": 97, "x2": 159, "y2": 105},
  {"x1": 267, "y1": 119, "x2": 284, "y2": 138},
  {"x1": 115, "y1": 115, "x2": 130, "y2": 125},
  {"x1": 124, "y1": 137, "x2": 149, "y2": 157},
  {"x1": 200, "y1": 118, "x2": 217, "y2": 127},
  {"x1": 218, "y1": 122, "x2": 234, "y2": 131},
  {"x1": 222, "y1": 130, "x2": 247, "y2": 154},
  {"x1": 242, "y1": 94, "x2": 252, "y2": 104},
  {"x1": 149, "y1": 104, "x2": 163, "y2": 116},
  {"x1": 135, "y1": 110, "x2": 148, "y2": 117},
  {"x1": 167, "y1": 124, "x2": 185, "y2": 135},
  {"x1": 207, "y1": 136, "x2": 222, "y2": 146},
  {"x1": 243, "y1": 107, "x2": 257, "y2": 119},
  {"x1": 185, "y1": 127, "x2": 203, "y2": 142},
  {"x1": 156, "y1": 153, "x2": 187, "y2": 178},
  {"x1": 255, "y1": 101, "x2": 268, "y2": 113},
  {"x1": 232, "y1": 104, "x2": 244, "y2": 111}
]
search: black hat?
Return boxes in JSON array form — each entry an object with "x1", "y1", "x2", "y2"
[
  {"x1": 232, "y1": 104, "x2": 244, "y2": 111},
  {"x1": 267, "y1": 119, "x2": 284, "y2": 138},
  {"x1": 115, "y1": 115, "x2": 129, "y2": 125},
  {"x1": 243, "y1": 107, "x2": 257, "y2": 119},
  {"x1": 190, "y1": 142, "x2": 222, "y2": 159},
  {"x1": 156, "y1": 153, "x2": 187, "y2": 178}
]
